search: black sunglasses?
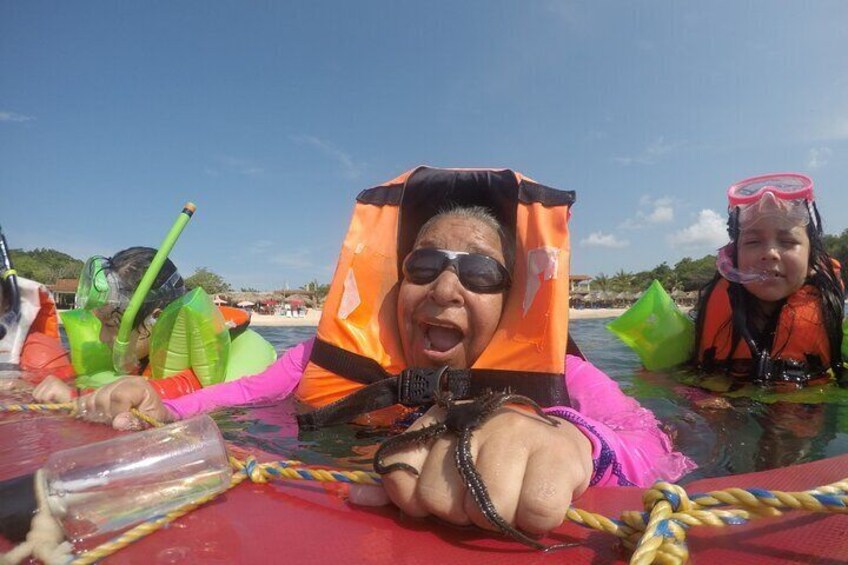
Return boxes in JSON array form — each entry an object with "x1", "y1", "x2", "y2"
[{"x1": 402, "y1": 248, "x2": 511, "y2": 293}]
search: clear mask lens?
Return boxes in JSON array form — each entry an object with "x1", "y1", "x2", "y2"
[
  {"x1": 149, "y1": 270, "x2": 185, "y2": 305},
  {"x1": 75, "y1": 256, "x2": 185, "y2": 311},
  {"x1": 736, "y1": 192, "x2": 811, "y2": 230},
  {"x1": 75, "y1": 256, "x2": 124, "y2": 310}
]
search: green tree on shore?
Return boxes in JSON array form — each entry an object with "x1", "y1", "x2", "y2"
[
  {"x1": 185, "y1": 267, "x2": 232, "y2": 295},
  {"x1": 673, "y1": 255, "x2": 717, "y2": 291},
  {"x1": 590, "y1": 255, "x2": 716, "y2": 294},
  {"x1": 824, "y1": 228, "x2": 848, "y2": 263},
  {"x1": 9, "y1": 248, "x2": 83, "y2": 284},
  {"x1": 303, "y1": 279, "x2": 331, "y2": 302}
]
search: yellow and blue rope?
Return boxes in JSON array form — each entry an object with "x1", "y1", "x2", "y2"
[{"x1": 2, "y1": 401, "x2": 846, "y2": 565}]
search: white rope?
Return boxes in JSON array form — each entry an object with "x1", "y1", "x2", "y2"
[{"x1": 0, "y1": 470, "x2": 72, "y2": 565}]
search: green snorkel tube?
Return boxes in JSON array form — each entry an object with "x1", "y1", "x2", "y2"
[{"x1": 111, "y1": 203, "x2": 196, "y2": 375}]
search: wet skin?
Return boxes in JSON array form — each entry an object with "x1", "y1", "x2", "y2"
[
  {"x1": 383, "y1": 214, "x2": 593, "y2": 539},
  {"x1": 374, "y1": 390, "x2": 576, "y2": 551},
  {"x1": 397, "y1": 216, "x2": 505, "y2": 371},
  {"x1": 736, "y1": 217, "x2": 811, "y2": 313}
]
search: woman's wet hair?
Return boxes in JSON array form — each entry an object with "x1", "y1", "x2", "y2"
[
  {"x1": 695, "y1": 206, "x2": 845, "y2": 378},
  {"x1": 110, "y1": 246, "x2": 185, "y2": 329},
  {"x1": 415, "y1": 205, "x2": 516, "y2": 274}
]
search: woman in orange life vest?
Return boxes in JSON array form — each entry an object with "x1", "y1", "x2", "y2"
[
  {"x1": 56, "y1": 167, "x2": 692, "y2": 538},
  {"x1": 694, "y1": 173, "x2": 845, "y2": 388}
]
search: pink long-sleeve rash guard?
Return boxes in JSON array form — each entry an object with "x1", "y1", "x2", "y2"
[{"x1": 163, "y1": 338, "x2": 695, "y2": 487}]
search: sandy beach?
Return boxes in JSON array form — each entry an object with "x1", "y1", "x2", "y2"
[
  {"x1": 58, "y1": 307, "x2": 682, "y2": 328},
  {"x1": 249, "y1": 309, "x2": 323, "y2": 326},
  {"x1": 248, "y1": 307, "x2": 632, "y2": 327}
]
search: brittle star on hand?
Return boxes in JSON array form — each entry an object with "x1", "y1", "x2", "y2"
[{"x1": 374, "y1": 390, "x2": 579, "y2": 551}]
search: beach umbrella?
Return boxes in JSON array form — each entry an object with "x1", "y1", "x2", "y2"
[
  {"x1": 212, "y1": 295, "x2": 228, "y2": 305},
  {"x1": 236, "y1": 301, "x2": 255, "y2": 307}
]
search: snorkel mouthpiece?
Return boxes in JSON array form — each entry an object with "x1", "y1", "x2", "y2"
[
  {"x1": 716, "y1": 243, "x2": 771, "y2": 285},
  {"x1": 111, "y1": 203, "x2": 195, "y2": 374}
]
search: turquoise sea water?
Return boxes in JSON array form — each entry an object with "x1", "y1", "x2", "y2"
[{"x1": 219, "y1": 320, "x2": 848, "y2": 483}]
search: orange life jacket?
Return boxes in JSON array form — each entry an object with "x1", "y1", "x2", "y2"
[
  {"x1": 697, "y1": 277, "x2": 833, "y2": 384},
  {"x1": 30, "y1": 287, "x2": 60, "y2": 339},
  {"x1": 2, "y1": 278, "x2": 74, "y2": 380},
  {"x1": 219, "y1": 305, "x2": 251, "y2": 335},
  {"x1": 296, "y1": 166, "x2": 575, "y2": 427}
]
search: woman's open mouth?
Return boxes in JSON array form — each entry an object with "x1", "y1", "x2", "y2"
[{"x1": 420, "y1": 321, "x2": 464, "y2": 361}]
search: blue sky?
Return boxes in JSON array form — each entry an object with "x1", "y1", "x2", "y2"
[{"x1": 3, "y1": 1, "x2": 847, "y2": 290}]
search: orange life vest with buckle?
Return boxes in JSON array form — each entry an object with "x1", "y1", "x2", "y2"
[
  {"x1": 696, "y1": 277, "x2": 833, "y2": 383},
  {"x1": 1, "y1": 277, "x2": 74, "y2": 381},
  {"x1": 296, "y1": 166, "x2": 575, "y2": 427}
]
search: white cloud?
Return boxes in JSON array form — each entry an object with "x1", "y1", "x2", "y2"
[
  {"x1": 0, "y1": 111, "x2": 34, "y2": 123},
  {"x1": 221, "y1": 156, "x2": 264, "y2": 176},
  {"x1": 580, "y1": 231, "x2": 629, "y2": 248},
  {"x1": 247, "y1": 239, "x2": 274, "y2": 255},
  {"x1": 807, "y1": 147, "x2": 832, "y2": 170},
  {"x1": 647, "y1": 204, "x2": 674, "y2": 223},
  {"x1": 291, "y1": 135, "x2": 364, "y2": 179},
  {"x1": 269, "y1": 249, "x2": 314, "y2": 270},
  {"x1": 206, "y1": 156, "x2": 264, "y2": 177},
  {"x1": 807, "y1": 114, "x2": 848, "y2": 142},
  {"x1": 614, "y1": 137, "x2": 682, "y2": 166},
  {"x1": 667, "y1": 209, "x2": 728, "y2": 250},
  {"x1": 620, "y1": 196, "x2": 674, "y2": 229}
]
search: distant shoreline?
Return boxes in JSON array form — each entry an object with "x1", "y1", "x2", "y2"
[
  {"x1": 58, "y1": 306, "x2": 690, "y2": 329},
  {"x1": 250, "y1": 310, "x2": 323, "y2": 327},
  {"x1": 250, "y1": 307, "x2": 641, "y2": 327}
]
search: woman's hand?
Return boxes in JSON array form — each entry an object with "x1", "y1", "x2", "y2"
[
  {"x1": 76, "y1": 376, "x2": 174, "y2": 430},
  {"x1": 33, "y1": 375, "x2": 75, "y2": 403},
  {"x1": 375, "y1": 404, "x2": 593, "y2": 535}
]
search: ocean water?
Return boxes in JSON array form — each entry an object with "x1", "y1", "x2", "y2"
[{"x1": 233, "y1": 320, "x2": 848, "y2": 483}]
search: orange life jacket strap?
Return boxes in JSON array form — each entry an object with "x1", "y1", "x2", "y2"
[
  {"x1": 219, "y1": 306, "x2": 250, "y2": 337},
  {"x1": 297, "y1": 339, "x2": 569, "y2": 428},
  {"x1": 566, "y1": 335, "x2": 586, "y2": 360}
]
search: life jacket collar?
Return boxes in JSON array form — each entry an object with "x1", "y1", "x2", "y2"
[{"x1": 297, "y1": 166, "x2": 576, "y2": 427}]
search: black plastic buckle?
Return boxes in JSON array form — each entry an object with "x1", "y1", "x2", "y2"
[
  {"x1": 397, "y1": 366, "x2": 449, "y2": 406},
  {"x1": 755, "y1": 350, "x2": 774, "y2": 381}
]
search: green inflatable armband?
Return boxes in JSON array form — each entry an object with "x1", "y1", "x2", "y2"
[
  {"x1": 149, "y1": 288, "x2": 230, "y2": 387},
  {"x1": 61, "y1": 309, "x2": 118, "y2": 387},
  {"x1": 224, "y1": 329, "x2": 277, "y2": 382},
  {"x1": 75, "y1": 370, "x2": 122, "y2": 389},
  {"x1": 606, "y1": 279, "x2": 695, "y2": 371}
]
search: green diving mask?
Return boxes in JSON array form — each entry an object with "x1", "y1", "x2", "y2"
[
  {"x1": 75, "y1": 255, "x2": 186, "y2": 312},
  {"x1": 75, "y1": 256, "x2": 121, "y2": 310}
]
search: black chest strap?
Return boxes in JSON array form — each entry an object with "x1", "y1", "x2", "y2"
[{"x1": 297, "y1": 338, "x2": 569, "y2": 429}]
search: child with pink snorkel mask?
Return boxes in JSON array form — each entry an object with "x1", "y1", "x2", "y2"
[{"x1": 695, "y1": 173, "x2": 845, "y2": 389}]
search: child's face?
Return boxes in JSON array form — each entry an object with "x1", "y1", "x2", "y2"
[
  {"x1": 737, "y1": 216, "x2": 811, "y2": 304},
  {"x1": 93, "y1": 305, "x2": 152, "y2": 359}
]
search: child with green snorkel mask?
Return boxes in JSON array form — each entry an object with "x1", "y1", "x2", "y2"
[
  {"x1": 75, "y1": 247, "x2": 186, "y2": 369},
  {"x1": 34, "y1": 247, "x2": 186, "y2": 400}
]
